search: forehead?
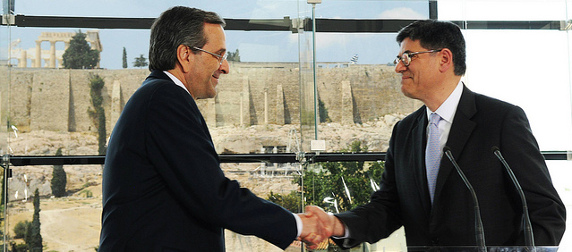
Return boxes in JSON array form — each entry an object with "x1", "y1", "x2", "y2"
[
  {"x1": 399, "y1": 38, "x2": 426, "y2": 54},
  {"x1": 203, "y1": 23, "x2": 226, "y2": 50}
]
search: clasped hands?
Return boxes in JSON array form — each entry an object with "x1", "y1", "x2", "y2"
[{"x1": 297, "y1": 205, "x2": 345, "y2": 250}]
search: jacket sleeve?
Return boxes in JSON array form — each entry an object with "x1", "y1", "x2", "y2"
[{"x1": 499, "y1": 105, "x2": 566, "y2": 245}]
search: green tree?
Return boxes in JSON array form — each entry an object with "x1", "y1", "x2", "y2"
[
  {"x1": 50, "y1": 148, "x2": 67, "y2": 197},
  {"x1": 227, "y1": 49, "x2": 240, "y2": 62},
  {"x1": 133, "y1": 54, "x2": 148, "y2": 68},
  {"x1": 62, "y1": 30, "x2": 100, "y2": 69},
  {"x1": 297, "y1": 141, "x2": 384, "y2": 212},
  {"x1": 28, "y1": 189, "x2": 42, "y2": 252},
  {"x1": 122, "y1": 47, "x2": 128, "y2": 68},
  {"x1": 266, "y1": 191, "x2": 302, "y2": 213},
  {"x1": 88, "y1": 74, "x2": 107, "y2": 155},
  {"x1": 13, "y1": 220, "x2": 30, "y2": 239},
  {"x1": 318, "y1": 97, "x2": 331, "y2": 123},
  {"x1": 12, "y1": 243, "x2": 28, "y2": 252}
]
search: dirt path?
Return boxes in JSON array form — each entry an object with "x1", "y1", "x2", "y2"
[{"x1": 40, "y1": 204, "x2": 102, "y2": 252}]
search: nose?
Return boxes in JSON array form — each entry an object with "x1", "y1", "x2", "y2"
[
  {"x1": 219, "y1": 59, "x2": 230, "y2": 74},
  {"x1": 394, "y1": 60, "x2": 407, "y2": 73}
]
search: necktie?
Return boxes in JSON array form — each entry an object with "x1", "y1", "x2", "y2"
[{"x1": 426, "y1": 113, "x2": 442, "y2": 203}]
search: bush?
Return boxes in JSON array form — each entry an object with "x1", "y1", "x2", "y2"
[
  {"x1": 266, "y1": 191, "x2": 302, "y2": 213},
  {"x1": 14, "y1": 220, "x2": 30, "y2": 239},
  {"x1": 297, "y1": 141, "x2": 385, "y2": 212},
  {"x1": 80, "y1": 189, "x2": 93, "y2": 198},
  {"x1": 12, "y1": 243, "x2": 28, "y2": 252}
]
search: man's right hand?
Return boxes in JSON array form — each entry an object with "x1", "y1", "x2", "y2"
[{"x1": 305, "y1": 205, "x2": 345, "y2": 237}]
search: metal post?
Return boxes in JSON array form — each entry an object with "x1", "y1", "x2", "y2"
[{"x1": 312, "y1": 3, "x2": 318, "y2": 140}]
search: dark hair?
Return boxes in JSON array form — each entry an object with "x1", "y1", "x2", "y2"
[
  {"x1": 396, "y1": 20, "x2": 466, "y2": 76},
  {"x1": 148, "y1": 6, "x2": 226, "y2": 71}
]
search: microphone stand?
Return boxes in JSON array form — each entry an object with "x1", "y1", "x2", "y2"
[
  {"x1": 443, "y1": 147, "x2": 487, "y2": 252},
  {"x1": 492, "y1": 147, "x2": 536, "y2": 251}
]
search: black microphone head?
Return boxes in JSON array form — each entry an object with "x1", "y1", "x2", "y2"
[
  {"x1": 443, "y1": 146, "x2": 451, "y2": 153},
  {"x1": 491, "y1": 146, "x2": 500, "y2": 153}
]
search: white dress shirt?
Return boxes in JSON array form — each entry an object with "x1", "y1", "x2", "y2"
[{"x1": 426, "y1": 81, "x2": 464, "y2": 151}]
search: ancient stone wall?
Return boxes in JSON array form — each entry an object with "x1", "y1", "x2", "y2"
[{"x1": 8, "y1": 63, "x2": 421, "y2": 134}]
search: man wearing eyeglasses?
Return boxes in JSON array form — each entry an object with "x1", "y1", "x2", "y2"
[
  {"x1": 307, "y1": 20, "x2": 566, "y2": 248},
  {"x1": 99, "y1": 6, "x2": 325, "y2": 251}
]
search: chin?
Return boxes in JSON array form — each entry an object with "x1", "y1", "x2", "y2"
[
  {"x1": 401, "y1": 88, "x2": 415, "y2": 99},
  {"x1": 206, "y1": 91, "x2": 217, "y2": 99}
]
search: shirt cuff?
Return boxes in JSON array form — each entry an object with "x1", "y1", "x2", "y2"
[
  {"x1": 293, "y1": 213, "x2": 302, "y2": 237},
  {"x1": 330, "y1": 213, "x2": 350, "y2": 239}
]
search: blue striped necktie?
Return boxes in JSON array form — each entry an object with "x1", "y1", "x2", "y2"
[{"x1": 426, "y1": 113, "x2": 442, "y2": 204}]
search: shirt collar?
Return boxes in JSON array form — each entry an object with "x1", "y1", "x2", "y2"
[
  {"x1": 426, "y1": 80, "x2": 463, "y2": 124},
  {"x1": 163, "y1": 70, "x2": 192, "y2": 96}
]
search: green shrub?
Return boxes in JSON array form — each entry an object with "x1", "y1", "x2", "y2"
[{"x1": 13, "y1": 220, "x2": 30, "y2": 239}]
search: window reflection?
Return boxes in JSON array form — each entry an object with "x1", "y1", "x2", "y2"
[{"x1": 1, "y1": 0, "x2": 571, "y2": 251}]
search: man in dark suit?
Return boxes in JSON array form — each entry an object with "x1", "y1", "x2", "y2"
[
  {"x1": 307, "y1": 20, "x2": 566, "y2": 248},
  {"x1": 99, "y1": 6, "x2": 324, "y2": 251}
]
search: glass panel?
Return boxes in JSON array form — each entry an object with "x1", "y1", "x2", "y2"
[
  {"x1": 6, "y1": 163, "x2": 102, "y2": 251},
  {"x1": 302, "y1": 0, "x2": 429, "y2": 150},
  {"x1": 439, "y1": 0, "x2": 572, "y2": 250},
  {"x1": 314, "y1": 0, "x2": 429, "y2": 19},
  {"x1": 299, "y1": 1, "x2": 317, "y2": 151},
  {"x1": 6, "y1": 0, "x2": 570, "y2": 251},
  {"x1": 439, "y1": 0, "x2": 568, "y2": 21},
  {"x1": 6, "y1": 1, "x2": 309, "y2": 251},
  {"x1": 4, "y1": 0, "x2": 430, "y2": 251},
  {"x1": 14, "y1": 1, "x2": 300, "y2": 19},
  {"x1": 462, "y1": 29, "x2": 572, "y2": 151},
  {"x1": 1, "y1": 0, "x2": 13, "y2": 250},
  {"x1": 298, "y1": 1, "x2": 429, "y2": 250}
]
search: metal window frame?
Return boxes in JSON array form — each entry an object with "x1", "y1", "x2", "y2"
[
  {"x1": 7, "y1": 151, "x2": 568, "y2": 166},
  {"x1": 2, "y1": 14, "x2": 566, "y2": 32}
]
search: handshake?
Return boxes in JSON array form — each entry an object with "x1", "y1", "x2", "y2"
[{"x1": 296, "y1": 205, "x2": 346, "y2": 250}]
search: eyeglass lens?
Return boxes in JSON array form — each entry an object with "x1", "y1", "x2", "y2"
[{"x1": 394, "y1": 53, "x2": 411, "y2": 66}]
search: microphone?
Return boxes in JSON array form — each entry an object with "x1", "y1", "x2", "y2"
[
  {"x1": 492, "y1": 146, "x2": 535, "y2": 249},
  {"x1": 443, "y1": 146, "x2": 487, "y2": 251}
]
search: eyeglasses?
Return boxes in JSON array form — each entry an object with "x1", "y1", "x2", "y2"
[
  {"x1": 393, "y1": 49, "x2": 442, "y2": 67},
  {"x1": 192, "y1": 46, "x2": 228, "y2": 65}
]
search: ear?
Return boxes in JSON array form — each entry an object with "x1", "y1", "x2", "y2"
[
  {"x1": 439, "y1": 48, "x2": 454, "y2": 73},
  {"x1": 177, "y1": 44, "x2": 192, "y2": 73}
]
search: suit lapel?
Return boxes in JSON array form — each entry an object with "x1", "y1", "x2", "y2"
[{"x1": 433, "y1": 85, "x2": 477, "y2": 205}]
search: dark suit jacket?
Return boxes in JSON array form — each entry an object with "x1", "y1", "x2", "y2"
[
  {"x1": 99, "y1": 71, "x2": 297, "y2": 251},
  {"x1": 334, "y1": 85, "x2": 566, "y2": 248}
]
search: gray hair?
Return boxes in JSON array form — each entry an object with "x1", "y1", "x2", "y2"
[{"x1": 148, "y1": 6, "x2": 225, "y2": 71}]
